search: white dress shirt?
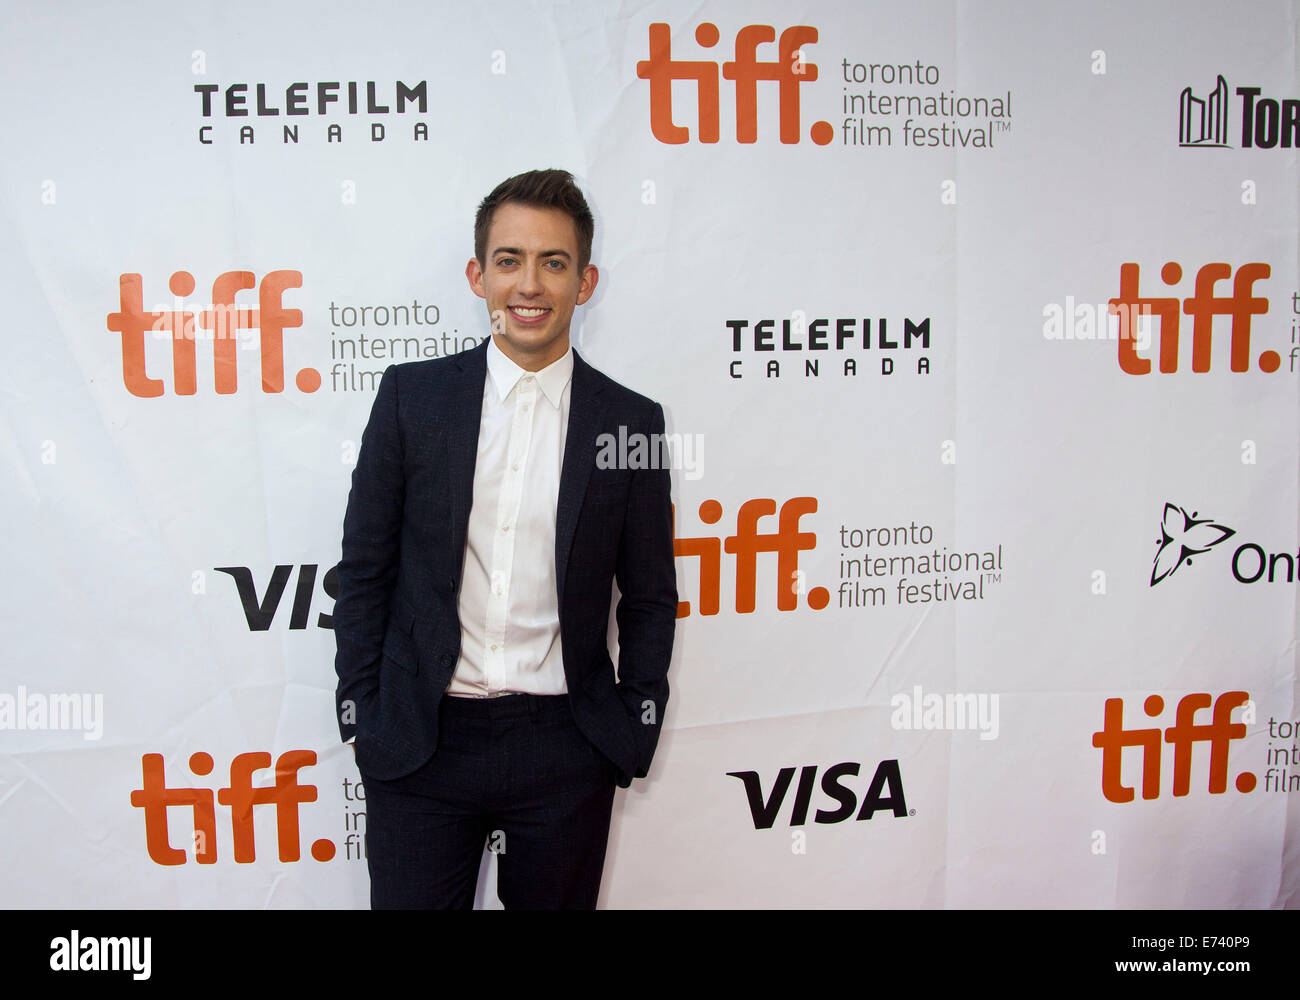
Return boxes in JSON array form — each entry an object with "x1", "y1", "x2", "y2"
[{"x1": 446, "y1": 338, "x2": 572, "y2": 697}]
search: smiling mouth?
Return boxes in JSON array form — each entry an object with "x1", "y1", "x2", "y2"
[{"x1": 509, "y1": 306, "x2": 551, "y2": 321}]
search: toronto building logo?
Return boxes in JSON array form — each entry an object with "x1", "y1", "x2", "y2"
[
  {"x1": 1179, "y1": 75, "x2": 1230, "y2": 147},
  {"x1": 1178, "y1": 74, "x2": 1300, "y2": 149}
]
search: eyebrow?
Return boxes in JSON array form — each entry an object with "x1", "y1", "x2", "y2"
[{"x1": 491, "y1": 247, "x2": 572, "y2": 261}]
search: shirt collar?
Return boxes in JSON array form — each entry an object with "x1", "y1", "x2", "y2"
[{"x1": 486, "y1": 337, "x2": 573, "y2": 409}]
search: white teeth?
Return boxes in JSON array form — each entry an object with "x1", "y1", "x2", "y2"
[{"x1": 512, "y1": 307, "x2": 547, "y2": 317}]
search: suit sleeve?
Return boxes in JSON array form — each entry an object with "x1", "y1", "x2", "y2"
[
  {"x1": 613, "y1": 400, "x2": 678, "y2": 778},
  {"x1": 333, "y1": 364, "x2": 404, "y2": 743}
]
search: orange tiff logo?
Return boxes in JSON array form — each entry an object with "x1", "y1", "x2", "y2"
[
  {"x1": 674, "y1": 497, "x2": 828, "y2": 617},
  {"x1": 636, "y1": 23, "x2": 832, "y2": 145},
  {"x1": 1091, "y1": 692, "x2": 1254, "y2": 803},
  {"x1": 130, "y1": 750, "x2": 335, "y2": 865},
  {"x1": 107, "y1": 270, "x2": 318, "y2": 396},
  {"x1": 1109, "y1": 262, "x2": 1275, "y2": 374}
]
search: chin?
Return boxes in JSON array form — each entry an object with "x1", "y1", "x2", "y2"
[{"x1": 510, "y1": 334, "x2": 559, "y2": 354}]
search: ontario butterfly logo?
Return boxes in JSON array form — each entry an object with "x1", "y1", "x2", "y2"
[{"x1": 1150, "y1": 502, "x2": 1235, "y2": 586}]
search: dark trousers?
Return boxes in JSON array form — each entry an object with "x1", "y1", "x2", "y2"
[{"x1": 361, "y1": 692, "x2": 617, "y2": 909}]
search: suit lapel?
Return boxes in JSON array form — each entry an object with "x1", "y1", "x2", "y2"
[
  {"x1": 555, "y1": 348, "x2": 606, "y2": 603},
  {"x1": 447, "y1": 339, "x2": 488, "y2": 571}
]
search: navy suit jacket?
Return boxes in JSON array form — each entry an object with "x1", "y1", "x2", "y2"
[{"x1": 333, "y1": 338, "x2": 676, "y2": 788}]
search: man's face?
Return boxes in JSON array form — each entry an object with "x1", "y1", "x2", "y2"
[{"x1": 466, "y1": 201, "x2": 598, "y2": 371}]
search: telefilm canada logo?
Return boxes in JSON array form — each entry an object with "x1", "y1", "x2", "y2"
[
  {"x1": 636, "y1": 22, "x2": 1012, "y2": 149},
  {"x1": 192, "y1": 78, "x2": 431, "y2": 146},
  {"x1": 1148, "y1": 501, "x2": 1300, "y2": 588},
  {"x1": 1179, "y1": 74, "x2": 1300, "y2": 149},
  {"x1": 725, "y1": 312, "x2": 935, "y2": 381}
]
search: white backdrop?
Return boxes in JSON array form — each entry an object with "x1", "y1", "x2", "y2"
[{"x1": 1, "y1": 0, "x2": 1297, "y2": 908}]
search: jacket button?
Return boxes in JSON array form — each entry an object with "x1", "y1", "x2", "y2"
[{"x1": 441, "y1": 654, "x2": 453, "y2": 667}]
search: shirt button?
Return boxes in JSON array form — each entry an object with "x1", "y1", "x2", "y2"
[
  {"x1": 490, "y1": 643, "x2": 498, "y2": 652},
  {"x1": 502, "y1": 524, "x2": 510, "y2": 532}
]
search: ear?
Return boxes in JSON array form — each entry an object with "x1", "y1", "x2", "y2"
[
  {"x1": 465, "y1": 258, "x2": 486, "y2": 299},
  {"x1": 576, "y1": 264, "x2": 599, "y2": 306}
]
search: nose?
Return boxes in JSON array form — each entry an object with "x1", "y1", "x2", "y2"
[{"x1": 518, "y1": 261, "x2": 543, "y2": 296}]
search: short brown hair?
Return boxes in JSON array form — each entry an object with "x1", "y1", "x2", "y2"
[{"x1": 474, "y1": 169, "x2": 595, "y2": 271}]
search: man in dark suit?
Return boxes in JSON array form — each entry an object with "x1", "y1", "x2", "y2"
[{"x1": 333, "y1": 169, "x2": 677, "y2": 909}]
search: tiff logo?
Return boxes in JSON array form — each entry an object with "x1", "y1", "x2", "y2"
[
  {"x1": 674, "y1": 498, "x2": 827, "y2": 617},
  {"x1": 1091, "y1": 692, "x2": 1254, "y2": 803},
  {"x1": 107, "y1": 270, "x2": 317, "y2": 396},
  {"x1": 130, "y1": 750, "x2": 335, "y2": 865},
  {"x1": 636, "y1": 22, "x2": 833, "y2": 145},
  {"x1": 1179, "y1": 75, "x2": 1230, "y2": 147},
  {"x1": 1108, "y1": 261, "x2": 1276, "y2": 374}
]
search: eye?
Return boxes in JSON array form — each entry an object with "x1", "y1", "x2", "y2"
[
  {"x1": 545, "y1": 259, "x2": 564, "y2": 270},
  {"x1": 496, "y1": 257, "x2": 517, "y2": 268}
]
